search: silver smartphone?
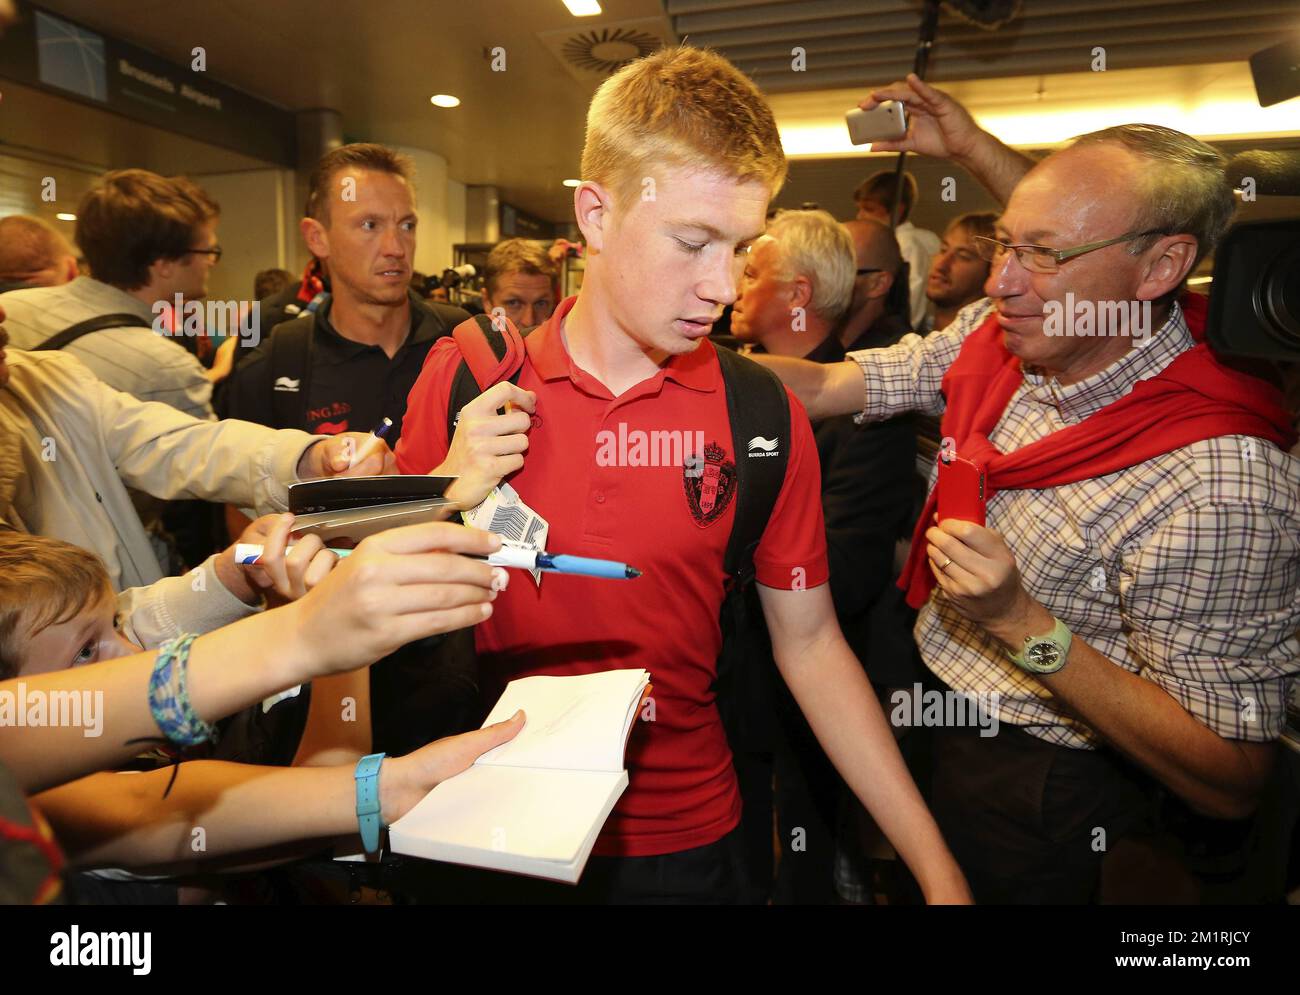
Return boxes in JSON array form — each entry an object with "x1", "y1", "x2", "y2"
[{"x1": 846, "y1": 100, "x2": 908, "y2": 145}]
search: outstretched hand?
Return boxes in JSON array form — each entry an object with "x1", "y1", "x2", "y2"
[
  {"x1": 287, "y1": 521, "x2": 509, "y2": 677},
  {"x1": 859, "y1": 73, "x2": 984, "y2": 163},
  {"x1": 437, "y1": 381, "x2": 537, "y2": 508},
  {"x1": 237, "y1": 513, "x2": 337, "y2": 604},
  {"x1": 380, "y1": 710, "x2": 527, "y2": 825},
  {"x1": 298, "y1": 432, "x2": 398, "y2": 480}
]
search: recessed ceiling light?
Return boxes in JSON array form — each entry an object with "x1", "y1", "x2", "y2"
[
  {"x1": 563, "y1": 0, "x2": 602, "y2": 15},
  {"x1": 55, "y1": 213, "x2": 76, "y2": 221},
  {"x1": 430, "y1": 94, "x2": 460, "y2": 108},
  {"x1": 562, "y1": 179, "x2": 582, "y2": 187}
]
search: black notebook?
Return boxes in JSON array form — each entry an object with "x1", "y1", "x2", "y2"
[{"x1": 287, "y1": 475, "x2": 458, "y2": 544}]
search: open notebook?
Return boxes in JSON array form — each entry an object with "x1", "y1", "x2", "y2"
[{"x1": 389, "y1": 669, "x2": 651, "y2": 884}]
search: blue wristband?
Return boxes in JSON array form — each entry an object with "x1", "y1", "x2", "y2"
[
  {"x1": 148, "y1": 633, "x2": 217, "y2": 747},
  {"x1": 354, "y1": 752, "x2": 386, "y2": 854}
]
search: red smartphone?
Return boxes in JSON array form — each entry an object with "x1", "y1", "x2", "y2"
[{"x1": 937, "y1": 453, "x2": 986, "y2": 527}]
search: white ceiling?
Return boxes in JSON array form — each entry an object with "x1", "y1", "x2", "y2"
[
  {"x1": 669, "y1": 0, "x2": 1299, "y2": 91},
  {"x1": 30, "y1": 0, "x2": 673, "y2": 220},
  {"x1": 18, "y1": 0, "x2": 1300, "y2": 222}
]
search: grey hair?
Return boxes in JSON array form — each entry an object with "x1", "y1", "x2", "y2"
[
  {"x1": 1068, "y1": 124, "x2": 1235, "y2": 265},
  {"x1": 764, "y1": 208, "x2": 856, "y2": 324}
]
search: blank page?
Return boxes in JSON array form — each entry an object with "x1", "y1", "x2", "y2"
[
  {"x1": 390, "y1": 765, "x2": 626, "y2": 865},
  {"x1": 476, "y1": 670, "x2": 649, "y2": 773}
]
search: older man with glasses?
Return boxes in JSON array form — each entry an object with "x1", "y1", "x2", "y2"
[{"x1": 754, "y1": 74, "x2": 1300, "y2": 903}]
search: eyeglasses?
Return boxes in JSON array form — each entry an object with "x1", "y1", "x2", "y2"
[
  {"x1": 183, "y1": 246, "x2": 223, "y2": 262},
  {"x1": 972, "y1": 230, "x2": 1163, "y2": 274}
]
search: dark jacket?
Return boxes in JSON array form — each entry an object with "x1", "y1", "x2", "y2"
[
  {"x1": 812, "y1": 314, "x2": 925, "y2": 685},
  {"x1": 220, "y1": 291, "x2": 469, "y2": 440}
]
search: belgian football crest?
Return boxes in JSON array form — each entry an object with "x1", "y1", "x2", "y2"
[{"x1": 683, "y1": 440, "x2": 736, "y2": 527}]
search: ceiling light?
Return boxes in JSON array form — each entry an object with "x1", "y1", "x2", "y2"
[
  {"x1": 430, "y1": 94, "x2": 460, "y2": 108},
  {"x1": 563, "y1": 0, "x2": 602, "y2": 15},
  {"x1": 562, "y1": 179, "x2": 582, "y2": 187},
  {"x1": 55, "y1": 213, "x2": 76, "y2": 221}
]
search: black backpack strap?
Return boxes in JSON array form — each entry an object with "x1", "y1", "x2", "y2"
[
  {"x1": 32, "y1": 313, "x2": 145, "y2": 352},
  {"x1": 715, "y1": 345, "x2": 791, "y2": 587},
  {"x1": 446, "y1": 361, "x2": 482, "y2": 443},
  {"x1": 267, "y1": 314, "x2": 315, "y2": 430},
  {"x1": 710, "y1": 345, "x2": 792, "y2": 750},
  {"x1": 445, "y1": 314, "x2": 533, "y2": 442}
]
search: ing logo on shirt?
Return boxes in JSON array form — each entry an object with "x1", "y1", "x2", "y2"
[
  {"x1": 309, "y1": 401, "x2": 352, "y2": 434},
  {"x1": 308, "y1": 401, "x2": 352, "y2": 421},
  {"x1": 682, "y1": 440, "x2": 736, "y2": 527}
]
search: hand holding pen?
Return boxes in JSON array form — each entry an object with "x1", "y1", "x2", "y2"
[
  {"x1": 234, "y1": 512, "x2": 337, "y2": 603},
  {"x1": 297, "y1": 429, "x2": 395, "y2": 479},
  {"x1": 236, "y1": 534, "x2": 642, "y2": 580},
  {"x1": 348, "y1": 417, "x2": 394, "y2": 470}
]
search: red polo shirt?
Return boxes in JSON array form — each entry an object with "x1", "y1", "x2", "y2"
[{"x1": 397, "y1": 296, "x2": 829, "y2": 856}]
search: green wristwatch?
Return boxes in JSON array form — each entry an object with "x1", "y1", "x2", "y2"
[{"x1": 1008, "y1": 617, "x2": 1073, "y2": 674}]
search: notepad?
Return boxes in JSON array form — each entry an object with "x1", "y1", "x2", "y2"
[{"x1": 388, "y1": 669, "x2": 651, "y2": 884}]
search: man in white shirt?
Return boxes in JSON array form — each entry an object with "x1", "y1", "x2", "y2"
[
  {"x1": 854, "y1": 170, "x2": 940, "y2": 330},
  {"x1": 0, "y1": 306, "x2": 393, "y2": 644},
  {"x1": 1, "y1": 170, "x2": 224, "y2": 420}
]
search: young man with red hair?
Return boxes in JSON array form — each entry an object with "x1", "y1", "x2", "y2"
[{"x1": 396, "y1": 48, "x2": 967, "y2": 904}]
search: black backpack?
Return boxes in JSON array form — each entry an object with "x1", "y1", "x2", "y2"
[
  {"x1": 261, "y1": 293, "x2": 471, "y2": 429},
  {"x1": 443, "y1": 313, "x2": 791, "y2": 747},
  {"x1": 264, "y1": 310, "x2": 321, "y2": 430}
]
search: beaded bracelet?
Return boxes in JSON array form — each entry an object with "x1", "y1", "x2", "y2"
[{"x1": 147, "y1": 633, "x2": 218, "y2": 747}]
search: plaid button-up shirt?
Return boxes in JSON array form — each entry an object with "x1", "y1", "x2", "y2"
[{"x1": 849, "y1": 298, "x2": 1300, "y2": 749}]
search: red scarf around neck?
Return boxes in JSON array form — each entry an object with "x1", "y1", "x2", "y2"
[{"x1": 899, "y1": 294, "x2": 1297, "y2": 609}]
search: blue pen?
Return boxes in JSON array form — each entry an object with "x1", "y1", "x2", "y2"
[
  {"x1": 480, "y1": 539, "x2": 641, "y2": 579},
  {"x1": 535, "y1": 552, "x2": 641, "y2": 580},
  {"x1": 233, "y1": 541, "x2": 641, "y2": 579},
  {"x1": 234, "y1": 543, "x2": 355, "y2": 564}
]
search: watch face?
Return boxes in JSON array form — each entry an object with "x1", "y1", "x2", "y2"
[{"x1": 1026, "y1": 641, "x2": 1062, "y2": 669}]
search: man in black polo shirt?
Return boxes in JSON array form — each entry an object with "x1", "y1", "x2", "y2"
[
  {"x1": 838, "y1": 218, "x2": 912, "y2": 351},
  {"x1": 224, "y1": 143, "x2": 468, "y2": 441},
  {"x1": 222, "y1": 142, "x2": 471, "y2": 758}
]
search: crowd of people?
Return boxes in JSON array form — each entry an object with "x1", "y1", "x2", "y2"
[{"x1": 1, "y1": 44, "x2": 1296, "y2": 906}]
